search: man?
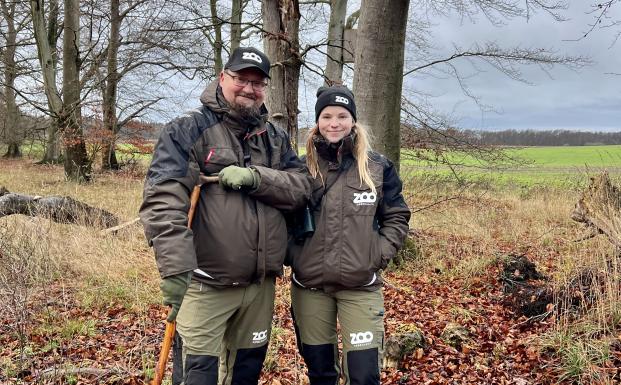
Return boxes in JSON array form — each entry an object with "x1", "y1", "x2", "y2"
[{"x1": 140, "y1": 47, "x2": 310, "y2": 385}]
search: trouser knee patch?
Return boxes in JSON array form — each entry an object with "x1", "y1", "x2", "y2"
[
  {"x1": 301, "y1": 343, "x2": 338, "y2": 385},
  {"x1": 347, "y1": 348, "x2": 379, "y2": 385},
  {"x1": 231, "y1": 345, "x2": 269, "y2": 385},
  {"x1": 184, "y1": 354, "x2": 218, "y2": 385}
]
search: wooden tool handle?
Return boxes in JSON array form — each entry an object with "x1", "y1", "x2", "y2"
[{"x1": 151, "y1": 320, "x2": 176, "y2": 385}]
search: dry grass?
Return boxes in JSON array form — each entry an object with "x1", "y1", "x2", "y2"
[{"x1": 0, "y1": 160, "x2": 159, "y2": 306}]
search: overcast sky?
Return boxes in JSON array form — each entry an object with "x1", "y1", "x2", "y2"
[
  {"x1": 172, "y1": 2, "x2": 619, "y2": 133},
  {"x1": 401, "y1": 2, "x2": 621, "y2": 132}
]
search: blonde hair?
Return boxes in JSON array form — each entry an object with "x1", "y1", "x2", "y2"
[{"x1": 306, "y1": 122, "x2": 377, "y2": 195}]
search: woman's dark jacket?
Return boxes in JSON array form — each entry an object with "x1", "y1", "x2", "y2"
[{"x1": 289, "y1": 134, "x2": 411, "y2": 293}]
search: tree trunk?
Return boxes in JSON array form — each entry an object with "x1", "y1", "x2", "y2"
[
  {"x1": 4, "y1": 143, "x2": 21, "y2": 158},
  {"x1": 324, "y1": 0, "x2": 347, "y2": 86},
  {"x1": 261, "y1": 0, "x2": 301, "y2": 149},
  {"x1": 230, "y1": 0, "x2": 243, "y2": 50},
  {"x1": 30, "y1": 0, "x2": 62, "y2": 163},
  {"x1": 43, "y1": 121, "x2": 62, "y2": 163},
  {"x1": 352, "y1": 0, "x2": 409, "y2": 170},
  {"x1": 1, "y1": 0, "x2": 22, "y2": 158},
  {"x1": 101, "y1": 0, "x2": 121, "y2": 171},
  {"x1": 210, "y1": 0, "x2": 223, "y2": 74},
  {"x1": 62, "y1": 0, "x2": 90, "y2": 182}
]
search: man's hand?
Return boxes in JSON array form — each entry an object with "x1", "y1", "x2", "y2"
[
  {"x1": 160, "y1": 271, "x2": 192, "y2": 322},
  {"x1": 219, "y1": 166, "x2": 259, "y2": 190}
]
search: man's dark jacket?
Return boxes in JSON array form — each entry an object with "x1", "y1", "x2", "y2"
[{"x1": 140, "y1": 80, "x2": 310, "y2": 287}]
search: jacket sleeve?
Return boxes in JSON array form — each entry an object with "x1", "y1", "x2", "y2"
[
  {"x1": 249, "y1": 130, "x2": 312, "y2": 212},
  {"x1": 377, "y1": 157, "x2": 411, "y2": 268},
  {"x1": 139, "y1": 115, "x2": 202, "y2": 278}
]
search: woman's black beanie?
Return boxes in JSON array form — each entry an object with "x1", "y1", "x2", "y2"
[{"x1": 314, "y1": 85, "x2": 357, "y2": 122}]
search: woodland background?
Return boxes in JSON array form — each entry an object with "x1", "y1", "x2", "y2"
[{"x1": 1, "y1": 1, "x2": 621, "y2": 384}]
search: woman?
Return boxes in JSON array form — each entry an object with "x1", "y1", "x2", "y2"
[{"x1": 289, "y1": 86, "x2": 411, "y2": 385}]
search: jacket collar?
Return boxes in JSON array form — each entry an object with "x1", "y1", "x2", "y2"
[{"x1": 313, "y1": 132, "x2": 356, "y2": 166}]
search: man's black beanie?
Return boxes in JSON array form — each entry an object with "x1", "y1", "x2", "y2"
[{"x1": 314, "y1": 85, "x2": 357, "y2": 122}]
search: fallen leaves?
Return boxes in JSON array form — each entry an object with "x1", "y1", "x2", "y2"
[{"x1": 0, "y1": 258, "x2": 571, "y2": 384}]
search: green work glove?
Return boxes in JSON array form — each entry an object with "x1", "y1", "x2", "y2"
[
  {"x1": 219, "y1": 165, "x2": 259, "y2": 190},
  {"x1": 160, "y1": 271, "x2": 192, "y2": 322}
]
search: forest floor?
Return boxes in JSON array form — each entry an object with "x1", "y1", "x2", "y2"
[{"x1": 1, "y1": 158, "x2": 620, "y2": 385}]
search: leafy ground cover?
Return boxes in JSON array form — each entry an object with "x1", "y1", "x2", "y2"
[{"x1": 1, "y1": 157, "x2": 620, "y2": 384}]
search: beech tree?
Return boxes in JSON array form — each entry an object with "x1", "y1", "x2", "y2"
[
  {"x1": 323, "y1": 0, "x2": 348, "y2": 85},
  {"x1": 0, "y1": 0, "x2": 31, "y2": 158},
  {"x1": 352, "y1": 0, "x2": 410, "y2": 170},
  {"x1": 29, "y1": 0, "x2": 63, "y2": 164},
  {"x1": 262, "y1": 0, "x2": 302, "y2": 145},
  {"x1": 61, "y1": 0, "x2": 90, "y2": 181}
]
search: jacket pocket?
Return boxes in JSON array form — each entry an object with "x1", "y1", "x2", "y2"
[
  {"x1": 371, "y1": 231, "x2": 384, "y2": 270},
  {"x1": 340, "y1": 215, "x2": 378, "y2": 288},
  {"x1": 201, "y1": 146, "x2": 238, "y2": 175}
]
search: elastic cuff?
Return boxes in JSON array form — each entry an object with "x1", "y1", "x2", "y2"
[{"x1": 247, "y1": 167, "x2": 262, "y2": 190}]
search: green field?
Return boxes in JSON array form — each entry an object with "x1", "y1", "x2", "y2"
[
  {"x1": 503, "y1": 145, "x2": 621, "y2": 167},
  {"x1": 4, "y1": 143, "x2": 621, "y2": 189},
  {"x1": 401, "y1": 145, "x2": 621, "y2": 189}
]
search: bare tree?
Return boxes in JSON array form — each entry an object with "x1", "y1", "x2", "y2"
[
  {"x1": 323, "y1": 0, "x2": 347, "y2": 85},
  {"x1": 352, "y1": 0, "x2": 410, "y2": 170},
  {"x1": 0, "y1": 0, "x2": 31, "y2": 158},
  {"x1": 209, "y1": 0, "x2": 225, "y2": 73},
  {"x1": 581, "y1": 1, "x2": 620, "y2": 48},
  {"x1": 100, "y1": 0, "x2": 123, "y2": 170},
  {"x1": 262, "y1": 0, "x2": 302, "y2": 147},
  {"x1": 62, "y1": 0, "x2": 90, "y2": 181},
  {"x1": 80, "y1": 0, "x2": 216, "y2": 170},
  {"x1": 29, "y1": 0, "x2": 63, "y2": 164},
  {"x1": 90, "y1": 0, "x2": 159, "y2": 170},
  {"x1": 230, "y1": 0, "x2": 245, "y2": 50}
]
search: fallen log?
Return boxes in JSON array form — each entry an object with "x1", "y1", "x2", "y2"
[
  {"x1": 571, "y1": 172, "x2": 621, "y2": 248},
  {"x1": 0, "y1": 186, "x2": 119, "y2": 229}
]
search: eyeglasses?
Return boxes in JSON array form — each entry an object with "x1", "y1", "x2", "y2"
[{"x1": 224, "y1": 71, "x2": 268, "y2": 91}]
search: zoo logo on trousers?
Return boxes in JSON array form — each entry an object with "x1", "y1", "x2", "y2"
[
  {"x1": 350, "y1": 331, "x2": 373, "y2": 345},
  {"x1": 242, "y1": 52, "x2": 263, "y2": 63},
  {"x1": 252, "y1": 330, "x2": 268, "y2": 344},
  {"x1": 353, "y1": 192, "x2": 376, "y2": 205}
]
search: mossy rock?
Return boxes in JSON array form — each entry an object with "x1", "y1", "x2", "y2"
[
  {"x1": 383, "y1": 325, "x2": 427, "y2": 368},
  {"x1": 440, "y1": 322, "x2": 470, "y2": 349}
]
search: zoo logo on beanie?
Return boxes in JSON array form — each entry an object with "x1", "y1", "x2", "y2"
[{"x1": 314, "y1": 86, "x2": 357, "y2": 122}]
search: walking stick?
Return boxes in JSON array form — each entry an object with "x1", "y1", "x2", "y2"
[{"x1": 151, "y1": 174, "x2": 219, "y2": 385}]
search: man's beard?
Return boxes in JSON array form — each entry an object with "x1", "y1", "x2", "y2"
[{"x1": 231, "y1": 93, "x2": 262, "y2": 120}]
